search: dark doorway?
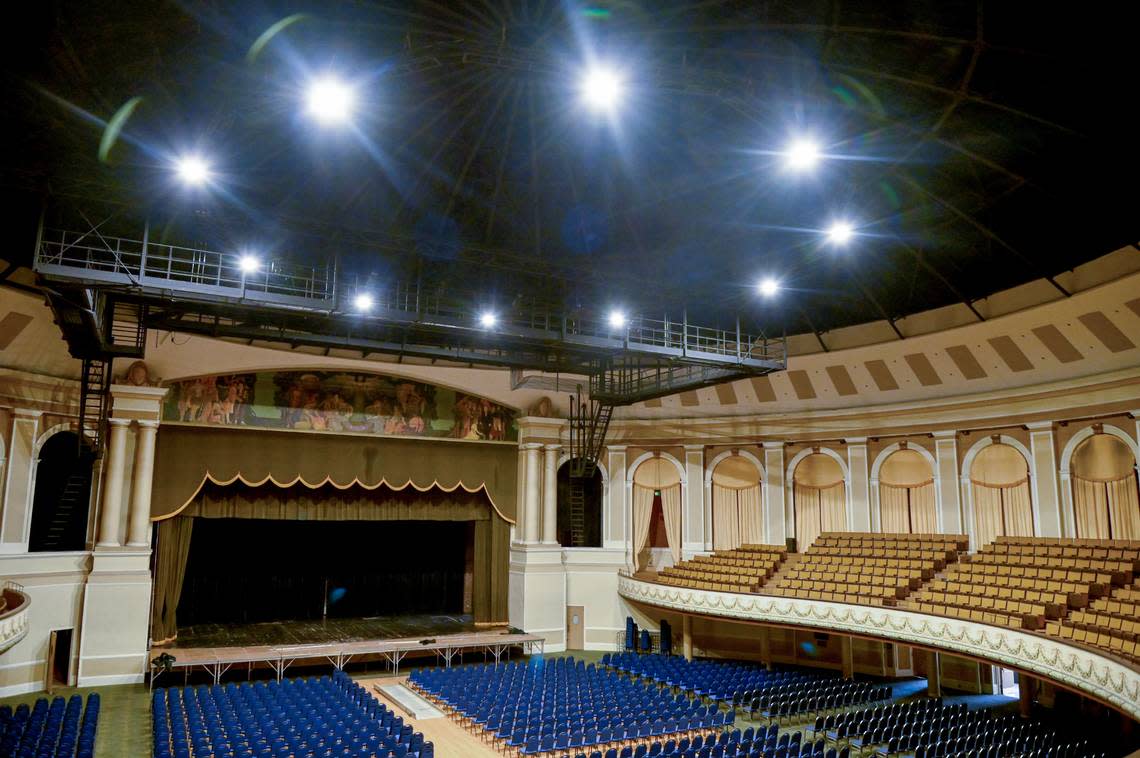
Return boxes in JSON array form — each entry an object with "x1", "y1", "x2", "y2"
[
  {"x1": 177, "y1": 519, "x2": 467, "y2": 626},
  {"x1": 557, "y1": 460, "x2": 603, "y2": 547},
  {"x1": 48, "y1": 629, "x2": 73, "y2": 690},
  {"x1": 29, "y1": 432, "x2": 94, "y2": 552}
]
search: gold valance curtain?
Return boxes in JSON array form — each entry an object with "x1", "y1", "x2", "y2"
[{"x1": 151, "y1": 426, "x2": 518, "y2": 522}]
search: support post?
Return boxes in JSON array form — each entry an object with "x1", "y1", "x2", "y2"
[
  {"x1": 841, "y1": 636, "x2": 854, "y2": 679},
  {"x1": 682, "y1": 616, "x2": 693, "y2": 661},
  {"x1": 1018, "y1": 674, "x2": 1035, "y2": 718},
  {"x1": 927, "y1": 651, "x2": 942, "y2": 697}
]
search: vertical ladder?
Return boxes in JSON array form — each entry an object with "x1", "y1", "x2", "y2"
[
  {"x1": 567, "y1": 390, "x2": 614, "y2": 547},
  {"x1": 79, "y1": 358, "x2": 111, "y2": 454},
  {"x1": 568, "y1": 479, "x2": 587, "y2": 546}
]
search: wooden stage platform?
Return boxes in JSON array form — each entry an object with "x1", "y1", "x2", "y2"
[{"x1": 149, "y1": 623, "x2": 544, "y2": 689}]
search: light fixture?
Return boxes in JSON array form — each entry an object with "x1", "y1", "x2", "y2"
[
  {"x1": 783, "y1": 138, "x2": 821, "y2": 172},
  {"x1": 608, "y1": 310, "x2": 626, "y2": 329},
  {"x1": 826, "y1": 220, "x2": 855, "y2": 245},
  {"x1": 175, "y1": 154, "x2": 210, "y2": 185},
  {"x1": 758, "y1": 277, "x2": 780, "y2": 297},
  {"x1": 479, "y1": 311, "x2": 498, "y2": 328},
  {"x1": 238, "y1": 254, "x2": 260, "y2": 274},
  {"x1": 580, "y1": 65, "x2": 623, "y2": 112},
  {"x1": 306, "y1": 76, "x2": 355, "y2": 125},
  {"x1": 353, "y1": 292, "x2": 374, "y2": 312}
]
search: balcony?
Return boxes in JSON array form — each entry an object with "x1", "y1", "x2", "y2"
[{"x1": 0, "y1": 581, "x2": 31, "y2": 656}]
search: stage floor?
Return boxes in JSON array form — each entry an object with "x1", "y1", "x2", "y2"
[{"x1": 166, "y1": 613, "x2": 483, "y2": 649}]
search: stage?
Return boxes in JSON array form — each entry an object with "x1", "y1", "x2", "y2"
[{"x1": 149, "y1": 614, "x2": 544, "y2": 689}]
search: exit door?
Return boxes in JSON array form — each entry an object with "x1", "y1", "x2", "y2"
[{"x1": 566, "y1": 606, "x2": 585, "y2": 650}]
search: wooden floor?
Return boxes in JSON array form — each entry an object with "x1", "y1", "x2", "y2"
[{"x1": 363, "y1": 675, "x2": 502, "y2": 758}]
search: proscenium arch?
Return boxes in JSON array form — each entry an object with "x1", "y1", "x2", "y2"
[
  {"x1": 960, "y1": 434, "x2": 1037, "y2": 550},
  {"x1": 869, "y1": 442, "x2": 940, "y2": 533},
  {"x1": 785, "y1": 446, "x2": 851, "y2": 540}
]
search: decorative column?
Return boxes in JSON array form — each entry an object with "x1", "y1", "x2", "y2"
[
  {"x1": 542, "y1": 444, "x2": 559, "y2": 544},
  {"x1": 1027, "y1": 422, "x2": 1061, "y2": 537},
  {"x1": 126, "y1": 421, "x2": 159, "y2": 546},
  {"x1": 522, "y1": 443, "x2": 542, "y2": 544},
  {"x1": 763, "y1": 442, "x2": 787, "y2": 546},
  {"x1": 682, "y1": 616, "x2": 693, "y2": 661},
  {"x1": 0, "y1": 409, "x2": 41, "y2": 551},
  {"x1": 96, "y1": 418, "x2": 131, "y2": 547},
  {"x1": 933, "y1": 431, "x2": 961, "y2": 534},
  {"x1": 683, "y1": 446, "x2": 705, "y2": 555},
  {"x1": 606, "y1": 446, "x2": 627, "y2": 550},
  {"x1": 846, "y1": 438, "x2": 871, "y2": 531}
]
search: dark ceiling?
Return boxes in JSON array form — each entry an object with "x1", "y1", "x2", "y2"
[{"x1": 3, "y1": 1, "x2": 1136, "y2": 336}]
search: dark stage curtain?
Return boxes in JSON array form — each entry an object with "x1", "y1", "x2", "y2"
[{"x1": 150, "y1": 482, "x2": 510, "y2": 644}]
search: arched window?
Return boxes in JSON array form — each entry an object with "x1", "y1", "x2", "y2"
[
  {"x1": 631, "y1": 458, "x2": 682, "y2": 571},
  {"x1": 711, "y1": 456, "x2": 763, "y2": 550},
  {"x1": 556, "y1": 459, "x2": 603, "y2": 547},
  {"x1": 29, "y1": 431, "x2": 95, "y2": 552},
  {"x1": 793, "y1": 453, "x2": 846, "y2": 550},
  {"x1": 878, "y1": 449, "x2": 936, "y2": 534},
  {"x1": 1071, "y1": 434, "x2": 1140, "y2": 539},
  {"x1": 969, "y1": 443, "x2": 1033, "y2": 548}
]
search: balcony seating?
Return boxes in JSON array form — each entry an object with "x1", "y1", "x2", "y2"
[
  {"x1": 1046, "y1": 570, "x2": 1140, "y2": 663},
  {"x1": 602, "y1": 653, "x2": 840, "y2": 705},
  {"x1": 903, "y1": 536, "x2": 1139, "y2": 631},
  {"x1": 409, "y1": 657, "x2": 734, "y2": 756},
  {"x1": 657, "y1": 545, "x2": 787, "y2": 594},
  {"x1": 152, "y1": 672, "x2": 431, "y2": 758},
  {"x1": 814, "y1": 697, "x2": 1102, "y2": 758},
  {"x1": 0, "y1": 692, "x2": 99, "y2": 758},
  {"x1": 764, "y1": 533, "x2": 965, "y2": 606}
]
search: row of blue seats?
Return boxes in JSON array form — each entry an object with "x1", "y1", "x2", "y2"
[
  {"x1": 602, "y1": 654, "x2": 836, "y2": 704},
  {"x1": 409, "y1": 657, "x2": 735, "y2": 753},
  {"x1": 0, "y1": 693, "x2": 99, "y2": 758},
  {"x1": 750, "y1": 680, "x2": 890, "y2": 721},
  {"x1": 153, "y1": 673, "x2": 432, "y2": 758}
]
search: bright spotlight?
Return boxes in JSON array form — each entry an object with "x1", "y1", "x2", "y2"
[
  {"x1": 758, "y1": 278, "x2": 780, "y2": 297},
  {"x1": 826, "y1": 220, "x2": 855, "y2": 245},
  {"x1": 175, "y1": 155, "x2": 210, "y2": 185},
  {"x1": 580, "y1": 66, "x2": 623, "y2": 111},
  {"x1": 238, "y1": 254, "x2": 260, "y2": 274},
  {"x1": 306, "y1": 76, "x2": 355, "y2": 125},
  {"x1": 608, "y1": 310, "x2": 627, "y2": 329},
  {"x1": 479, "y1": 311, "x2": 498, "y2": 328},
  {"x1": 353, "y1": 292, "x2": 374, "y2": 312},
  {"x1": 783, "y1": 138, "x2": 822, "y2": 172}
]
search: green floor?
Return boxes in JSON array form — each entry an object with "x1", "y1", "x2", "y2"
[{"x1": 0, "y1": 681, "x2": 152, "y2": 757}]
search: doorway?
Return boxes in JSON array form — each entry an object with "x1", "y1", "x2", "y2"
[
  {"x1": 47, "y1": 629, "x2": 73, "y2": 691},
  {"x1": 566, "y1": 605, "x2": 585, "y2": 650}
]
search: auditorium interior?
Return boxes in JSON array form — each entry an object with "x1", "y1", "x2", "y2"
[{"x1": 1, "y1": 2, "x2": 1138, "y2": 757}]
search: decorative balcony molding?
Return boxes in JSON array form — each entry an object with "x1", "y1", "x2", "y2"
[
  {"x1": 618, "y1": 574, "x2": 1140, "y2": 720},
  {"x1": 0, "y1": 583, "x2": 31, "y2": 656}
]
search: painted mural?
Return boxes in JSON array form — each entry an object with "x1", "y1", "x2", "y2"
[{"x1": 163, "y1": 371, "x2": 517, "y2": 441}]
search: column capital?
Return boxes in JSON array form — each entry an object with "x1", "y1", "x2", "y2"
[
  {"x1": 520, "y1": 442, "x2": 544, "y2": 450},
  {"x1": 682, "y1": 444, "x2": 705, "y2": 452},
  {"x1": 136, "y1": 419, "x2": 161, "y2": 430},
  {"x1": 761, "y1": 440, "x2": 785, "y2": 449},
  {"x1": 12, "y1": 408, "x2": 43, "y2": 419},
  {"x1": 107, "y1": 418, "x2": 132, "y2": 428},
  {"x1": 845, "y1": 437, "x2": 869, "y2": 445},
  {"x1": 1025, "y1": 421, "x2": 1054, "y2": 432},
  {"x1": 606, "y1": 445, "x2": 627, "y2": 453},
  {"x1": 932, "y1": 430, "x2": 958, "y2": 440},
  {"x1": 543, "y1": 443, "x2": 562, "y2": 452}
]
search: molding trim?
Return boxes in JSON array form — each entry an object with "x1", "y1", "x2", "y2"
[{"x1": 618, "y1": 575, "x2": 1140, "y2": 720}]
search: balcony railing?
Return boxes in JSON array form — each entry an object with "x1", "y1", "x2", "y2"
[{"x1": 0, "y1": 581, "x2": 30, "y2": 656}]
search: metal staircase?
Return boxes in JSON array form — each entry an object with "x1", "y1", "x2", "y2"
[
  {"x1": 565, "y1": 389, "x2": 613, "y2": 547},
  {"x1": 78, "y1": 358, "x2": 111, "y2": 453}
]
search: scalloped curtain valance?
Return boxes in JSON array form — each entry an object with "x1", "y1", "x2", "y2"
[{"x1": 151, "y1": 425, "x2": 518, "y2": 522}]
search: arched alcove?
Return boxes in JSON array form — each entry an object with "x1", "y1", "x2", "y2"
[
  {"x1": 710, "y1": 455, "x2": 763, "y2": 550},
  {"x1": 969, "y1": 443, "x2": 1034, "y2": 548},
  {"x1": 630, "y1": 456, "x2": 683, "y2": 571},
  {"x1": 556, "y1": 459, "x2": 603, "y2": 547},
  {"x1": 28, "y1": 431, "x2": 95, "y2": 552},
  {"x1": 878, "y1": 448, "x2": 936, "y2": 534},
  {"x1": 792, "y1": 453, "x2": 846, "y2": 551},
  {"x1": 1070, "y1": 434, "x2": 1140, "y2": 539}
]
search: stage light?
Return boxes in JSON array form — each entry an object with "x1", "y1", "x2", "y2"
[
  {"x1": 175, "y1": 154, "x2": 210, "y2": 185},
  {"x1": 608, "y1": 310, "x2": 626, "y2": 329},
  {"x1": 353, "y1": 292, "x2": 374, "y2": 312},
  {"x1": 758, "y1": 277, "x2": 780, "y2": 297},
  {"x1": 580, "y1": 65, "x2": 623, "y2": 111},
  {"x1": 306, "y1": 76, "x2": 355, "y2": 125},
  {"x1": 826, "y1": 220, "x2": 855, "y2": 245},
  {"x1": 479, "y1": 311, "x2": 498, "y2": 328},
  {"x1": 783, "y1": 138, "x2": 821, "y2": 172},
  {"x1": 238, "y1": 254, "x2": 260, "y2": 274}
]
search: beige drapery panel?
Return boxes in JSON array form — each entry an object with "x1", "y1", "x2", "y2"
[
  {"x1": 794, "y1": 482, "x2": 846, "y2": 550},
  {"x1": 152, "y1": 426, "x2": 518, "y2": 522},
  {"x1": 712, "y1": 484, "x2": 764, "y2": 550},
  {"x1": 879, "y1": 481, "x2": 937, "y2": 534},
  {"x1": 661, "y1": 484, "x2": 682, "y2": 563},
  {"x1": 971, "y1": 478, "x2": 1034, "y2": 548},
  {"x1": 1073, "y1": 474, "x2": 1140, "y2": 539},
  {"x1": 633, "y1": 484, "x2": 656, "y2": 565},
  {"x1": 739, "y1": 485, "x2": 763, "y2": 544},
  {"x1": 150, "y1": 483, "x2": 511, "y2": 644}
]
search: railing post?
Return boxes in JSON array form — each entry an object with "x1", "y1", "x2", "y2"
[{"x1": 140, "y1": 220, "x2": 149, "y2": 280}]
